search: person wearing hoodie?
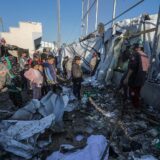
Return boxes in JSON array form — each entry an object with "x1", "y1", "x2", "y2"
[
  {"x1": 24, "y1": 61, "x2": 43, "y2": 100},
  {"x1": 72, "y1": 56, "x2": 83, "y2": 100}
]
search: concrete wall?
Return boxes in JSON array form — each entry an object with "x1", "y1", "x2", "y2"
[{"x1": 0, "y1": 22, "x2": 42, "y2": 53}]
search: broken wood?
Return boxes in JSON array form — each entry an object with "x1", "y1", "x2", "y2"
[
  {"x1": 89, "y1": 97, "x2": 110, "y2": 118},
  {"x1": 89, "y1": 97, "x2": 127, "y2": 160}
]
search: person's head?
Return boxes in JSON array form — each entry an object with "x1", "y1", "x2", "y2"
[
  {"x1": 93, "y1": 52, "x2": 97, "y2": 57},
  {"x1": 126, "y1": 45, "x2": 131, "y2": 50},
  {"x1": 0, "y1": 38, "x2": 6, "y2": 46},
  {"x1": 38, "y1": 64, "x2": 43, "y2": 72},
  {"x1": 21, "y1": 52, "x2": 27, "y2": 58},
  {"x1": 47, "y1": 55, "x2": 55, "y2": 65},
  {"x1": 74, "y1": 56, "x2": 81, "y2": 65},
  {"x1": 41, "y1": 53, "x2": 47, "y2": 62},
  {"x1": 31, "y1": 61, "x2": 39, "y2": 70},
  {"x1": 43, "y1": 48, "x2": 47, "y2": 54},
  {"x1": 133, "y1": 43, "x2": 143, "y2": 52},
  {"x1": 33, "y1": 54, "x2": 39, "y2": 62},
  {"x1": 1, "y1": 57, "x2": 7, "y2": 66}
]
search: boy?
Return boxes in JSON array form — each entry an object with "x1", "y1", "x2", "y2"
[{"x1": 72, "y1": 56, "x2": 83, "y2": 100}]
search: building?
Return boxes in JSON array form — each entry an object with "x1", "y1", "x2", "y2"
[{"x1": 0, "y1": 22, "x2": 42, "y2": 53}]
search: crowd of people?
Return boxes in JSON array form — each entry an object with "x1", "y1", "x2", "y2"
[
  {"x1": 0, "y1": 37, "x2": 150, "y2": 109},
  {"x1": 0, "y1": 38, "x2": 100, "y2": 108}
]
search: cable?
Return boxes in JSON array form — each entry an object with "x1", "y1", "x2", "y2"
[
  {"x1": 103, "y1": 0, "x2": 145, "y2": 27},
  {"x1": 82, "y1": 0, "x2": 97, "y2": 21},
  {"x1": 80, "y1": 0, "x2": 145, "y2": 41}
]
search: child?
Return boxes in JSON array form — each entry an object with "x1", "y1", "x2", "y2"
[
  {"x1": 43, "y1": 55, "x2": 57, "y2": 92},
  {"x1": 24, "y1": 61, "x2": 43, "y2": 100},
  {"x1": 72, "y1": 56, "x2": 83, "y2": 100}
]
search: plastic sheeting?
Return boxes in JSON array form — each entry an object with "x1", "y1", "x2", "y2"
[
  {"x1": 11, "y1": 91, "x2": 67, "y2": 122},
  {"x1": 40, "y1": 91, "x2": 65, "y2": 122},
  {"x1": 46, "y1": 135, "x2": 109, "y2": 160},
  {"x1": 133, "y1": 155, "x2": 158, "y2": 160},
  {"x1": 61, "y1": 14, "x2": 158, "y2": 85},
  {"x1": 60, "y1": 37, "x2": 103, "y2": 71},
  {"x1": 0, "y1": 114, "x2": 55, "y2": 159},
  {"x1": 0, "y1": 91, "x2": 69, "y2": 159}
]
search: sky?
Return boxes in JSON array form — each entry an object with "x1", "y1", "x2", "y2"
[{"x1": 0, "y1": 0, "x2": 159, "y2": 44}]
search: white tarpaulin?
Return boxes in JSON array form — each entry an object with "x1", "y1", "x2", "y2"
[
  {"x1": 0, "y1": 114, "x2": 55, "y2": 159},
  {"x1": 11, "y1": 91, "x2": 67, "y2": 122},
  {"x1": 133, "y1": 155, "x2": 158, "y2": 160},
  {"x1": 0, "y1": 91, "x2": 69, "y2": 159},
  {"x1": 46, "y1": 135, "x2": 109, "y2": 160},
  {"x1": 1, "y1": 114, "x2": 55, "y2": 140},
  {"x1": 40, "y1": 91, "x2": 65, "y2": 122},
  {"x1": 62, "y1": 14, "x2": 158, "y2": 84}
]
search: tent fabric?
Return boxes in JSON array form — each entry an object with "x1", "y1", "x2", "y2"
[
  {"x1": 46, "y1": 135, "x2": 109, "y2": 160},
  {"x1": 61, "y1": 14, "x2": 158, "y2": 85}
]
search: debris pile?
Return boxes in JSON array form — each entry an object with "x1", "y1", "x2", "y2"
[{"x1": 0, "y1": 85, "x2": 160, "y2": 160}]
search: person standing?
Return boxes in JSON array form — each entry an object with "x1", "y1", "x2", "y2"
[
  {"x1": 62, "y1": 56, "x2": 69, "y2": 78},
  {"x1": 19, "y1": 52, "x2": 29, "y2": 90},
  {"x1": 89, "y1": 52, "x2": 101, "y2": 76},
  {"x1": 63, "y1": 56, "x2": 72, "y2": 80},
  {"x1": 24, "y1": 61, "x2": 43, "y2": 100},
  {"x1": 72, "y1": 56, "x2": 83, "y2": 100},
  {"x1": 1, "y1": 57, "x2": 23, "y2": 107},
  {"x1": 0, "y1": 61, "x2": 9, "y2": 91},
  {"x1": 123, "y1": 43, "x2": 149, "y2": 108},
  {"x1": 43, "y1": 55, "x2": 57, "y2": 92}
]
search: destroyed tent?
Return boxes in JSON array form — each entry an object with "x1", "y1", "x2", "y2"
[
  {"x1": 0, "y1": 13, "x2": 160, "y2": 160},
  {"x1": 59, "y1": 34, "x2": 103, "y2": 72},
  {"x1": 62, "y1": 14, "x2": 160, "y2": 107},
  {"x1": 46, "y1": 135, "x2": 109, "y2": 160},
  {"x1": 140, "y1": 10, "x2": 160, "y2": 107}
]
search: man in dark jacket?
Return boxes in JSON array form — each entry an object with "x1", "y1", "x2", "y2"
[
  {"x1": 124, "y1": 43, "x2": 149, "y2": 108},
  {"x1": 72, "y1": 56, "x2": 83, "y2": 100}
]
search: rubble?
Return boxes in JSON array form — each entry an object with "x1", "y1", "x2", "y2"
[{"x1": 0, "y1": 85, "x2": 160, "y2": 160}]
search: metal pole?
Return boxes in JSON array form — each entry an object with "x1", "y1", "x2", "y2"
[
  {"x1": 81, "y1": 0, "x2": 84, "y2": 36},
  {"x1": 0, "y1": 17, "x2": 4, "y2": 32},
  {"x1": 112, "y1": 0, "x2": 117, "y2": 27},
  {"x1": 86, "y1": 0, "x2": 90, "y2": 35},
  {"x1": 57, "y1": 0, "x2": 61, "y2": 48},
  {"x1": 81, "y1": 0, "x2": 144, "y2": 39},
  {"x1": 95, "y1": 0, "x2": 99, "y2": 30}
]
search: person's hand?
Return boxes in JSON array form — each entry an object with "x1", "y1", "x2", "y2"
[{"x1": 123, "y1": 78, "x2": 128, "y2": 85}]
